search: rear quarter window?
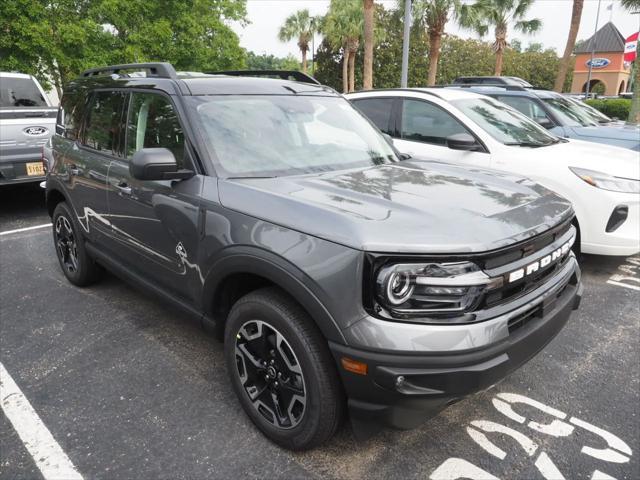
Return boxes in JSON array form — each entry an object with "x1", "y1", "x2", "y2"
[{"x1": 0, "y1": 77, "x2": 48, "y2": 107}]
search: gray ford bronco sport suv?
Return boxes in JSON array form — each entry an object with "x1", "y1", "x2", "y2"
[{"x1": 45, "y1": 63, "x2": 582, "y2": 450}]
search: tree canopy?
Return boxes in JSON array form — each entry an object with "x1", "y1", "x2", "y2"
[{"x1": 0, "y1": 0, "x2": 248, "y2": 95}]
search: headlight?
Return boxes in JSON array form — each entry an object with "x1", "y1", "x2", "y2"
[
  {"x1": 375, "y1": 262, "x2": 502, "y2": 317},
  {"x1": 570, "y1": 167, "x2": 640, "y2": 194}
]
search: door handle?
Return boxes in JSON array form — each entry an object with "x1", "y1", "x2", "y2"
[{"x1": 115, "y1": 182, "x2": 132, "y2": 195}]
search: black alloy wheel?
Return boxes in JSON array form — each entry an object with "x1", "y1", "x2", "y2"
[
  {"x1": 55, "y1": 215, "x2": 78, "y2": 274},
  {"x1": 235, "y1": 319, "x2": 306, "y2": 429}
]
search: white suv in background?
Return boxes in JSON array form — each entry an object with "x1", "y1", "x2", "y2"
[
  {"x1": 347, "y1": 88, "x2": 639, "y2": 257},
  {"x1": 0, "y1": 72, "x2": 56, "y2": 185}
]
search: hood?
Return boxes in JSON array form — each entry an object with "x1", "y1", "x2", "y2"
[
  {"x1": 568, "y1": 124, "x2": 640, "y2": 145},
  {"x1": 218, "y1": 161, "x2": 573, "y2": 253},
  {"x1": 541, "y1": 139, "x2": 640, "y2": 179}
]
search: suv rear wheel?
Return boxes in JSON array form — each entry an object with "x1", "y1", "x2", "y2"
[
  {"x1": 224, "y1": 287, "x2": 344, "y2": 450},
  {"x1": 52, "y1": 202, "x2": 102, "y2": 286}
]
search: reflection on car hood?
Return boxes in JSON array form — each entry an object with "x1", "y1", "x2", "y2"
[
  {"x1": 219, "y1": 161, "x2": 573, "y2": 253},
  {"x1": 569, "y1": 124, "x2": 640, "y2": 143}
]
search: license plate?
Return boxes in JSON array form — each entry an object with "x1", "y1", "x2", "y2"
[{"x1": 26, "y1": 162, "x2": 44, "y2": 176}]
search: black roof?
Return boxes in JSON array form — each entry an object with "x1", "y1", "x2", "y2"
[
  {"x1": 575, "y1": 22, "x2": 626, "y2": 54},
  {"x1": 70, "y1": 63, "x2": 336, "y2": 96}
]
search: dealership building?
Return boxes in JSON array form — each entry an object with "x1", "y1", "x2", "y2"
[{"x1": 571, "y1": 22, "x2": 631, "y2": 96}]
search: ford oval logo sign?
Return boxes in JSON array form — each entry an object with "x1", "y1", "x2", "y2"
[
  {"x1": 586, "y1": 58, "x2": 610, "y2": 68},
  {"x1": 23, "y1": 126, "x2": 49, "y2": 136}
]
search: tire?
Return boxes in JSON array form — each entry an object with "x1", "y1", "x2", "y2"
[
  {"x1": 52, "y1": 202, "x2": 102, "y2": 287},
  {"x1": 224, "y1": 287, "x2": 345, "y2": 450}
]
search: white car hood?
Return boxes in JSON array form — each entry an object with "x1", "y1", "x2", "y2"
[{"x1": 519, "y1": 139, "x2": 640, "y2": 180}]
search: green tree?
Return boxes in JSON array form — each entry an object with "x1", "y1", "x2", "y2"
[
  {"x1": 510, "y1": 39, "x2": 522, "y2": 52},
  {"x1": 323, "y1": 0, "x2": 363, "y2": 93},
  {"x1": 278, "y1": 9, "x2": 320, "y2": 73},
  {"x1": 412, "y1": 0, "x2": 464, "y2": 86},
  {"x1": 463, "y1": 0, "x2": 542, "y2": 75},
  {"x1": 246, "y1": 52, "x2": 300, "y2": 71},
  {"x1": 0, "y1": 0, "x2": 248, "y2": 96}
]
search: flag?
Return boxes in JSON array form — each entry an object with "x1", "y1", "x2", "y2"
[{"x1": 624, "y1": 32, "x2": 639, "y2": 63}]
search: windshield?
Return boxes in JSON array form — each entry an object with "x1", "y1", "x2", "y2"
[
  {"x1": 451, "y1": 97, "x2": 559, "y2": 146},
  {"x1": 188, "y1": 95, "x2": 397, "y2": 177},
  {"x1": 567, "y1": 97, "x2": 613, "y2": 124},
  {"x1": 542, "y1": 96, "x2": 600, "y2": 127},
  {"x1": 0, "y1": 77, "x2": 48, "y2": 107}
]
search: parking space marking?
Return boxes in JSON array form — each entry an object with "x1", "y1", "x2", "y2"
[
  {"x1": 0, "y1": 223, "x2": 52, "y2": 237},
  {"x1": 1, "y1": 362, "x2": 83, "y2": 480},
  {"x1": 606, "y1": 256, "x2": 640, "y2": 291},
  {"x1": 429, "y1": 392, "x2": 633, "y2": 480}
]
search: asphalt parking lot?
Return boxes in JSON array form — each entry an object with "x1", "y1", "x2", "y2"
[{"x1": 1, "y1": 183, "x2": 638, "y2": 480}]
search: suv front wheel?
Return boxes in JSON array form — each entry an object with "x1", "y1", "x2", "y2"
[
  {"x1": 224, "y1": 287, "x2": 344, "y2": 450},
  {"x1": 52, "y1": 202, "x2": 102, "y2": 286}
]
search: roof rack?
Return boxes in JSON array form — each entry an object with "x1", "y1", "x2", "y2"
[
  {"x1": 81, "y1": 62, "x2": 178, "y2": 79},
  {"x1": 207, "y1": 70, "x2": 321, "y2": 85},
  {"x1": 447, "y1": 84, "x2": 528, "y2": 91}
]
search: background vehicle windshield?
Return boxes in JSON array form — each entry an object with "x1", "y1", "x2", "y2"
[
  {"x1": 566, "y1": 97, "x2": 612, "y2": 124},
  {"x1": 189, "y1": 95, "x2": 397, "y2": 177},
  {"x1": 0, "y1": 77, "x2": 48, "y2": 107},
  {"x1": 542, "y1": 97, "x2": 599, "y2": 127},
  {"x1": 451, "y1": 97, "x2": 558, "y2": 146}
]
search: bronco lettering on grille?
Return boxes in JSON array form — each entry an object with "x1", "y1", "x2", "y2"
[{"x1": 507, "y1": 240, "x2": 572, "y2": 284}]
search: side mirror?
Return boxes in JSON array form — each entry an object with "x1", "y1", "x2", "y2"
[
  {"x1": 536, "y1": 117, "x2": 554, "y2": 129},
  {"x1": 130, "y1": 148, "x2": 193, "y2": 181},
  {"x1": 446, "y1": 133, "x2": 482, "y2": 152}
]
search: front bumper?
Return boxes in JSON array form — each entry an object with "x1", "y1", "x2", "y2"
[
  {"x1": 329, "y1": 260, "x2": 582, "y2": 430},
  {"x1": 578, "y1": 190, "x2": 640, "y2": 257}
]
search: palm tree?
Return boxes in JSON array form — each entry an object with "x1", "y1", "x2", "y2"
[
  {"x1": 553, "y1": 0, "x2": 584, "y2": 92},
  {"x1": 278, "y1": 9, "x2": 320, "y2": 73},
  {"x1": 363, "y1": 0, "x2": 375, "y2": 90},
  {"x1": 413, "y1": 0, "x2": 463, "y2": 86},
  {"x1": 464, "y1": 0, "x2": 542, "y2": 76},
  {"x1": 323, "y1": 0, "x2": 363, "y2": 93}
]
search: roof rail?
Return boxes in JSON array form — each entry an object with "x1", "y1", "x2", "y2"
[
  {"x1": 207, "y1": 70, "x2": 321, "y2": 85},
  {"x1": 81, "y1": 62, "x2": 178, "y2": 79},
  {"x1": 447, "y1": 84, "x2": 527, "y2": 91}
]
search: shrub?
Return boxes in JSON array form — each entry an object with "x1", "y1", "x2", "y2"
[{"x1": 585, "y1": 98, "x2": 632, "y2": 120}]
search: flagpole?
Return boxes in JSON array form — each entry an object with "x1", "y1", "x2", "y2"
[
  {"x1": 400, "y1": 0, "x2": 412, "y2": 88},
  {"x1": 586, "y1": 0, "x2": 602, "y2": 98}
]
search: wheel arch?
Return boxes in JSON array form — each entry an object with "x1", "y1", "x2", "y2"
[{"x1": 201, "y1": 248, "x2": 347, "y2": 345}]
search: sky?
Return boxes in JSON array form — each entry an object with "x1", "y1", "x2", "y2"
[{"x1": 231, "y1": 0, "x2": 640, "y2": 59}]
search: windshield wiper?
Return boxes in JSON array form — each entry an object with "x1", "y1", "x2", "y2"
[
  {"x1": 225, "y1": 175, "x2": 278, "y2": 179},
  {"x1": 504, "y1": 141, "x2": 547, "y2": 148}
]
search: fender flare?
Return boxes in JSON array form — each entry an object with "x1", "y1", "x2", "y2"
[{"x1": 201, "y1": 246, "x2": 347, "y2": 344}]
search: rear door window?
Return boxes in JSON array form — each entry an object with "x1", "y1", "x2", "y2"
[
  {"x1": 495, "y1": 95, "x2": 551, "y2": 124},
  {"x1": 351, "y1": 98, "x2": 394, "y2": 135},
  {"x1": 82, "y1": 91, "x2": 127, "y2": 156},
  {"x1": 0, "y1": 77, "x2": 48, "y2": 107}
]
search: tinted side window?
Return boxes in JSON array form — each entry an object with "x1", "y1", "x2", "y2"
[
  {"x1": 352, "y1": 98, "x2": 394, "y2": 135},
  {"x1": 496, "y1": 96, "x2": 550, "y2": 122},
  {"x1": 59, "y1": 91, "x2": 86, "y2": 140},
  {"x1": 127, "y1": 93, "x2": 184, "y2": 167},
  {"x1": 83, "y1": 91, "x2": 127, "y2": 155},
  {"x1": 401, "y1": 99, "x2": 468, "y2": 146}
]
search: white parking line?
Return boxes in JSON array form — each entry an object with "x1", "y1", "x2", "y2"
[
  {"x1": 0, "y1": 362, "x2": 83, "y2": 480},
  {"x1": 0, "y1": 223, "x2": 52, "y2": 236}
]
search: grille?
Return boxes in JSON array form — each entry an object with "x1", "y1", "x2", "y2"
[
  {"x1": 484, "y1": 253, "x2": 572, "y2": 309},
  {"x1": 507, "y1": 275, "x2": 572, "y2": 333}
]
